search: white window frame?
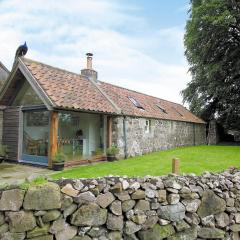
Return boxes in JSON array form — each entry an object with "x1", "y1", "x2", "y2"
[{"x1": 145, "y1": 119, "x2": 151, "y2": 133}]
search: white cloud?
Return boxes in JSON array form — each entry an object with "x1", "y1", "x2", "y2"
[{"x1": 0, "y1": 0, "x2": 189, "y2": 104}]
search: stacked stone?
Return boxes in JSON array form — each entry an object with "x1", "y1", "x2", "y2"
[
  {"x1": 1, "y1": 169, "x2": 240, "y2": 239},
  {"x1": 112, "y1": 117, "x2": 206, "y2": 159}
]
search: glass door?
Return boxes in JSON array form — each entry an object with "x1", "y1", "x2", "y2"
[{"x1": 22, "y1": 110, "x2": 49, "y2": 165}]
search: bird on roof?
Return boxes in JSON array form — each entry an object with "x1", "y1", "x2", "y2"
[{"x1": 15, "y1": 42, "x2": 28, "y2": 59}]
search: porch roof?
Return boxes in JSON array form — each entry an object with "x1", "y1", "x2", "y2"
[{"x1": 5, "y1": 57, "x2": 205, "y2": 124}]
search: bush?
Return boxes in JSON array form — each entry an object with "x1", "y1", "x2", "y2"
[
  {"x1": 95, "y1": 148, "x2": 104, "y2": 155},
  {"x1": 106, "y1": 145, "x2": 119, "y2": 156},
  {"x1": 53, "y1": 150, "x2": 66, "y2": 162}
]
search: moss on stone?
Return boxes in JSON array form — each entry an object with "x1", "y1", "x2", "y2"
[{"x1": 138, "y1": 224, "x2": 175, "y2": 240}]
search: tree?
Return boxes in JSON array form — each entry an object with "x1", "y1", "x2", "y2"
[{"x1": 182, "y1": 0, "x2": 240, "y2": 131}]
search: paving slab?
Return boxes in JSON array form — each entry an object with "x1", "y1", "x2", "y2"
[{"x1": 0, "y1": 162, "x2": 53, "y2": 185}]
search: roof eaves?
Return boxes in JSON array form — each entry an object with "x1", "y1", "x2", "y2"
[{"x1": 54, "y1": 106, "x2": 119, "y2": 115}]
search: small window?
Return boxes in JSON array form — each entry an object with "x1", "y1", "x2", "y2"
[
  {"x1": 128, "y1": 96, "x2": 144, "y2": 110},
  {"x1": 156, "y1": 104, "x2": 167, "y2": 114},
  {"x1": 145, "y1": 119, "x2": 151, "y2": 133}
]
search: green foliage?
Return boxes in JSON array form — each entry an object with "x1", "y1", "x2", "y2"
[
  {"x1": 182, "y1": 0, "x2": 240, "y2": 130},
  {"x1": 106, "y1": 145, "x2": 119, "y2": 156},
  {"x1": 95, "y1": 148, "x2": 104, "y2": 155},
  {"x1": 20, "y1": 177, "x2": 48, "y2": 190},
  {"x1": 51, "y1": 145, "x2": 240, "y2": 179},
  {"x1": 53, "y1": 149, "x2": 66, "y2": 162},
  {"x1": 0, "y1": 144, "x2": 8, "y2": 157}
]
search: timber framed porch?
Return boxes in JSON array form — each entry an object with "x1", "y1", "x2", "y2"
[{"x1": 3, "y1": 107, "x2": 114, "y2": 169}]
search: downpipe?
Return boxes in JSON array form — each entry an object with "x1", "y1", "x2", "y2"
[{"x1": 123, "y1": 116, "x2": 128, "y2": 159}]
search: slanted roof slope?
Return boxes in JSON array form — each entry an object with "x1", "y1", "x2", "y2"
[
  {"x1": 22, "y1": 58, "x2": 118, "y2": 114},
  {"x1": 100, "y1": 82, "x2": 204, "y2": 123},
  {"x1": 4, "y1": 57, "x2": 205, "y2": 124}
]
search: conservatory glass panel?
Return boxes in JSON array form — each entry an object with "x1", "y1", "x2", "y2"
[
  {"x1": 58, "y1": 112, "x2": 104, "y2": 161},
  {"x1": 22, "y1": 110, "x2": 49, "y2": 165},
  {"x1": 12, "y1": 81, "x2": 43, "y2": 106}
]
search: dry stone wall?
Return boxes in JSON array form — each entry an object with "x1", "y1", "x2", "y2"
[
  {"x1": 112, "y1": 117, "x2": 206, "y2": 158},
  {"x1": 1, "y1": 169, "x2": 240, "y2": 239}
]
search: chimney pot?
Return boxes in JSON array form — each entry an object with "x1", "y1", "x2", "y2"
[
  {"x1": 86, "y1": 53, "x2": 93, "y2": 69},
  {"x1": 81, "y1": 53, "x2": 98, "y2": 82}
]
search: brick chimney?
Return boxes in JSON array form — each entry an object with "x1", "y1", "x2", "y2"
[{"x1": 81, "y1": 53, "x2": 98, "y2": 82}]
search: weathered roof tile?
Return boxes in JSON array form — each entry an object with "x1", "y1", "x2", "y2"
[
  {"x1": 22, "y1": 58, "x2": 117, "y2": 114},
  {"x1": 22, "y1": 58, "x2": 204, "y2": 124},
  {"x1": 100, "y1": 82, "x2": 204, "y2": 123}
]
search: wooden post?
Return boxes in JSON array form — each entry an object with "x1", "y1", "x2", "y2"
[
  {"x1": 49, "y1": 111, "x2": 59, "y2": 168},
  {"x1": 172, "y1": 158, "x2": 180, "y2": 175},
  {"x1": 107, "y1": 116, "x2": 112, "y2": 147}
]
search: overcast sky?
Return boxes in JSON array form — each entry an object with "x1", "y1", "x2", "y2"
[{"x1": 0, "y1": 0, "x2": 190, "y2": 104}]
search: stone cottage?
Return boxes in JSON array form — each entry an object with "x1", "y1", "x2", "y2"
[{"x1": 0, "y1": 54, "x2": 206, "y2": 168}]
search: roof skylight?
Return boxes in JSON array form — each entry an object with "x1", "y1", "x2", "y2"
[
  {"x1": 128, "y1": 97, "x2": 144, "y2": 110},
  {"x1": 156, "y1": 104, "x2": 167, "y2": 114},
  {"x1": 172, "y1": 107, "x2": 184, "y2": 117}
]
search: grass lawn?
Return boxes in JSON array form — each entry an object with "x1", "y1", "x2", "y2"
[{"x1": 51, "y1": 145, "x2": 240, "y2": 179}]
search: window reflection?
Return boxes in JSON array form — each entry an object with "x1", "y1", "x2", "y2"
[
  {"x1": 58, "y1": 112, "x2": 104, "y2": 161},
  {"x1": 23, "y1": 110, "x2": 49, "y2": 156},
  {"x1": 12, "y1": 81, "x2": 43, "y2": 106}
]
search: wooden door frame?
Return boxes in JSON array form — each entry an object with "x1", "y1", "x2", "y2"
[
  {"x1": 48, "y1": 111, "x2": 59, "y2": 168},
  {"x1": 107, "y1": 116, "x2": 113, "y2": 148}
]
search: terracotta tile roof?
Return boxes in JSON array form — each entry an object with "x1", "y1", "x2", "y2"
[
  {"x1": 100, "y1": 82, "x2": 205, "y2": 124},
  {"x1": 22, "y1": 58, "x2": 117, "y2": 114},
  {"x1": 21, "y1": 58, "x2": 205, "y2": 124}
]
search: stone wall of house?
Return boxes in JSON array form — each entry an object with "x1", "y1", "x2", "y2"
[
  {"x1": 112, "y1": 117, "x2": 206, "y2": 158},
  {"x1": 0, "y1": 169, "x2": 240, "y2": 239}
]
